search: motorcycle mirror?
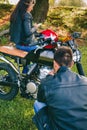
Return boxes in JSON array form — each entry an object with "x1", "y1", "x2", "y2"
[{"x1": 72, "y1": 32, "x2": 81, "y2": 38}]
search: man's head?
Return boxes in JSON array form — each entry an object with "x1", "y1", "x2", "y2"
[{"x1": 53, "y1": 46, "x2": 73, "y2": 73}]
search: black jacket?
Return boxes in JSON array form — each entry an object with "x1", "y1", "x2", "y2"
[
  {"x1": 10, "y1": 12, "x2": 36, "y2": 45},
  {"x1": 37, "y1": 66, "x2": 87, "y2": 130}
]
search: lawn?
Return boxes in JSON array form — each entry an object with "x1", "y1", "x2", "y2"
[{"x1": 0, "y1": 95, "x2": 37, "y2": 130}]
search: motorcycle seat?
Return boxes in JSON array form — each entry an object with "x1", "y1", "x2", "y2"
[{"x1": 0, "y1": 46, "x2": 28, "y2": 58}]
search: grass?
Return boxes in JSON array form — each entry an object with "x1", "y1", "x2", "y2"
[
  {"x1": 0, "y1": 94, "x2": 37, "y2": 130},
  {"x1": 79, "y1": 46, "x2": 87, "y2": 76},
  {"x1": 0, "y1": 35, "x2": 9, "y2": 45}
]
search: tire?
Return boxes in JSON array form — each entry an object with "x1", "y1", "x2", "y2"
[
  {"x1": 76, "y1": 62, "x2": 85, "y2": 76},
  {"x1": 0, "y1": 63, "x2": 19, "y2": 100}
]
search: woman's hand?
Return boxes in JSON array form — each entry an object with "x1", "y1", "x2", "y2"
[{"x1": 34, "y1": 23, "x2": 42, "y2": 29}]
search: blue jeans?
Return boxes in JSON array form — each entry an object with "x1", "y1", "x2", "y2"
[
  {"x1": 33, "y1": 101, "x2": 51, "y2": 130},
  {"x1": 16, "y1": 45, "x2": 37, "y2": 52},
  {"x1": 34, "y1": 100, "x2": 47, "y2": 113}
]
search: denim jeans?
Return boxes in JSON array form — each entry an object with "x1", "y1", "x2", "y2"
[
  {"x1": 34, "y1": 100, "x2": 47, "y2": 113},
  {"x1": 16, "y1": 45, "x2": 37, "y2": 52}
]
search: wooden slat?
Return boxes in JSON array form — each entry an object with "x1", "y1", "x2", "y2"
[{"x1": 0, "y1": 46, "x2": 28, "y2": 58}]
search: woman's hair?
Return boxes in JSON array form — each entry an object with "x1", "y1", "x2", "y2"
[
  {"x1": 10, "y1": 0, "x2": 35, "y2": 22},
  {"x1": 54, "y1": 46, "x2": 73, "y2": 67}
]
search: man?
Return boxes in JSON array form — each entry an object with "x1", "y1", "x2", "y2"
[{"x1": 33, "y1": 46, "x2": 87, "y2": 130}]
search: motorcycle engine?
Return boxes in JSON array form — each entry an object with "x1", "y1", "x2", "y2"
[
  {"x1": 25, "y1": 81, "x2": 37, "y2": 99},
  {"x1": 25, "y1": 65, "x2": 52, "y2": 99}
]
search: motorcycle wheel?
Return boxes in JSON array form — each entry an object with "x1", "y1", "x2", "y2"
[{"x1": 0, "y1": 63, "x2": 19, "y2": 100}]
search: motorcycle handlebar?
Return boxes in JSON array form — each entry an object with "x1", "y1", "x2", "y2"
[
  {"x1": 72, "y1": 32, "x2": 81, "y2": 39},
  {"x1": 29, "y1": 37, "x2": 52, "y2": 47}
]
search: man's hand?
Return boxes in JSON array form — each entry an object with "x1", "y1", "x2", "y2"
[{"x1": 48, "y1": 70, "x2": 55, "y2": 75}]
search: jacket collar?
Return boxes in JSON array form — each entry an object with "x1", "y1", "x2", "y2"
[{"x1": 57, "y1": 66, "x2": 68, "y2": 73}]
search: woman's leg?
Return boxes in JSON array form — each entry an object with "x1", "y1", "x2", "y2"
[{"x1": 16, "y1": 45, "x2": 37, "y2": 52}]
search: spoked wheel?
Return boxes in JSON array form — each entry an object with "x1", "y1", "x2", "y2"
[{"x1": 0, "y1": 63, "x2": 19, "y2": 100}]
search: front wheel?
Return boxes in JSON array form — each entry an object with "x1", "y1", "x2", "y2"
[{"x1": 0, "y1": 63, "x2": 19, "y2": 100}]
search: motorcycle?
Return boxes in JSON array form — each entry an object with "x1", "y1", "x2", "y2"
[{"x1": 0, "y1": 29, "x2": 85, "y2": 100}]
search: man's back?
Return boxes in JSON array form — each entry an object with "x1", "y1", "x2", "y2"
[{"x1": 38, "y1": 66, "x2": 87, "y2": 130}]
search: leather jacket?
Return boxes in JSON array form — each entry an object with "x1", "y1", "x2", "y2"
[
  {"x1": 37, "y1": 66, "x2": 87, "y2": 130},
  {"x1": 10, "y1": 12, "x2": 36, "y2": 45}
]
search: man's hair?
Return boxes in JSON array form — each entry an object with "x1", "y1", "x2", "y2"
[{"x1": 54, "y1": 46, "x2": 73, "y2": 67}]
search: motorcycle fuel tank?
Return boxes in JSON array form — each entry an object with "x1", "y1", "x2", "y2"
[{"x1": 39, "y1": 50, "x2": 54, "y2": 64}]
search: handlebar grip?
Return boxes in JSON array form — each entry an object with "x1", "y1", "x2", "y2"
[{"x1": 29, "y1": 38, "x2": 52, "y2": 47}]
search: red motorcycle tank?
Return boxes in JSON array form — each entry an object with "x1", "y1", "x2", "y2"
[{"x1": 41, "y1": 29, "x2": 58, "y2": 49}]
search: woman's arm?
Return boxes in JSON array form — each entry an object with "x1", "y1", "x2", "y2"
[{"x1": 23, "y1": 12, "x2": 36, "y2": 37}]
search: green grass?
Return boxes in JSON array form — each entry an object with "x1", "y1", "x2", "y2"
[
  {"x1": 0, "y1": 35, "x2": 9, "y2": 45},
  {"x1": 0, "y1": 94, "x2": 37, "y2": 130},
  {"x1": 80, "y1": 46, "x2": 87, "y2": 76}
]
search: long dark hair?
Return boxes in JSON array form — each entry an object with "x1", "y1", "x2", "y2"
[{"x1": 10, "y1": 0, "x2": 33, "y2": 22}]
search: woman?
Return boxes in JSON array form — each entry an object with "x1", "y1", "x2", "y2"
[{"x1": 10, "y1": 0, "x2": 39, "y2": 52}]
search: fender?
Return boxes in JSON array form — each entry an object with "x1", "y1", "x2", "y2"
[
  {"x1": 0, "y1": 55, "x2": 19, "y2": 74},
  {"x1": 0, "y1": 46, "x2": 28, "y2": 75}
]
